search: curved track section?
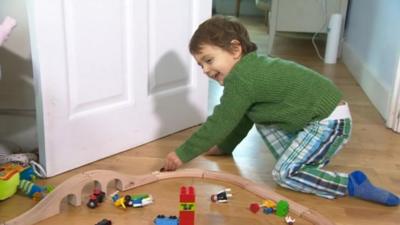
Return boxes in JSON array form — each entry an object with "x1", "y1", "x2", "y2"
[{"x1": 3, "y1": 169, "x2": 335, "y2": 225}]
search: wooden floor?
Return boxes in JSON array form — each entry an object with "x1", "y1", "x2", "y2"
[{"x1": 1, "y1": 16, "x2": 399, "y2": 225}]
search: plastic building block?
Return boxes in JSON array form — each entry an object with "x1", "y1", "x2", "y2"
[
  {"x1": 263, "y1": 207, "x2": 275, "y2": 214},
  {"x1": 249, "y1": 203, "x2": 260, "y2": 213},
  {"x1": 179, "y1": 186, "x2": 195, "y2": 225},
  {"x1": 131, "y1": 193, "x2": 149, "y2": 201},
  {"x1": 132, "y1": 194, "x2": 153, "y2": 207},
  {"x1": 153, "y1": 215, "x2": 179, "y2": 225},
  {"x1": 276, "y1": 200, "x2": 289, "y2": 217},
  {"x1": 261, "y1": 199, "x2": 276, "y2": 208}
]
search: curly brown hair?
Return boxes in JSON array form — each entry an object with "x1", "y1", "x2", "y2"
[{"x1": 189, "y1": 15, "x2": 257, "y2": 55}]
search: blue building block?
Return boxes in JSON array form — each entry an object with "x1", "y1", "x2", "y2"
[{"x1": 153, "y1": 215, "x2": 179, "y2": 225}]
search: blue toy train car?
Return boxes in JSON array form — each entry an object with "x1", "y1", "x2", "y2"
[{"x1": 153, "y1": 215, "x2": 179, "y2": 225}]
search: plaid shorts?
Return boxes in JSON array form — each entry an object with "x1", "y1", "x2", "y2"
[{"x1": 256, "y1": 118, "x2": 352, "y2": 199}]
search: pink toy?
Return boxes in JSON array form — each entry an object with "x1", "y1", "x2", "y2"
[{"x1": 0, "y1": 16, "x2": 16, "y2": 46}]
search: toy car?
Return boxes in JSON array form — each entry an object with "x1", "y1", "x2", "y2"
[
  {"x1": 86, "y1": 189, "x2": 106, "y2": 209},
  {"x1": 95, "y1": 218, "x2": 112, "y2": 225}
]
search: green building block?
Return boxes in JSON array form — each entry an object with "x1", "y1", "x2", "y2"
[{"x1": 275, "y1": 200, "x2": 289, "y2": 217}]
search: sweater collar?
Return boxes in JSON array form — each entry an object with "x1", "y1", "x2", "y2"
[{"x1": 225, "y1": 52, "x2": 258, "y2": 83}]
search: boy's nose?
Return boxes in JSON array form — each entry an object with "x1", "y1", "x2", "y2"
[{"x1": 202, "y1": 65, "x2": 210, "y2": 74}]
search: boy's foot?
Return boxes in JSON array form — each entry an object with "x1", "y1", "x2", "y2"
[{"x1": 348, "y1": 170, "x2": 399, "y2": 206}]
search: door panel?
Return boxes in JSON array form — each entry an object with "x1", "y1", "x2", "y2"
[
  {"x1": 27, "y1": 0, "x2": 211, "y2": 176},
  {"x1": 64, "y1": 1, "x2": 129, "y2": 115}
]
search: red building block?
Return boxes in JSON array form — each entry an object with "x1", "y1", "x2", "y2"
[
  {"x1": 249, "y1": 203, "x2": 260, "y2": 213},
  {"x1": 179, "y1": 186, "x2": 195, "y2": 225}
]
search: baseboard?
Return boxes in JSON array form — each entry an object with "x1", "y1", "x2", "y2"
[{"x1": 342, "y1": 42, "x2": 389, "y2": 120}]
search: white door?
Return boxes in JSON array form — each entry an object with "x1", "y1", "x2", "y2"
[{"x1": 27, "y1": 0, "x2": 211, "y2": 177}]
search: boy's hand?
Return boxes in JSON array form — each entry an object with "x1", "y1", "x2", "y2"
[
  {"x1": 162, "y1": 151, "x2": 183, "y2": 171},
  {"x1": 205, "y1": 145, "x2": 224, "y2": 155}
]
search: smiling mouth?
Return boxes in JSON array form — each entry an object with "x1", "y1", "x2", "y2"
[
  {"x1": 214, "y1": 73, "x2": 225, "y2": 85},
  {"x1": 213, "y1": 72, "x2": 221, "y2": 79}
]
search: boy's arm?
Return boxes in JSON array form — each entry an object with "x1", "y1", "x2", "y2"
[
  {"x1": 175, "y1": 81, "x2": 253, "y2": 163},
  {"x1": 217, "y1": 114, "x2": 253, "y2": 154}
]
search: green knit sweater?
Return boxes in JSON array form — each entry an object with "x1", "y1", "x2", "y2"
[{"x1": 176, "y1": 52, "x2": 341, "y2": 163}]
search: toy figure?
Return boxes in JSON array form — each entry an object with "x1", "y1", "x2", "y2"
[
  {"x1": 210, "y1": 188, "x2": 232, "y2": 203},
  {"x1": 110, "y1": 191, "x2": 120, "y2": 202},
  {"x1": 285, "y1": 216, "x2": 295, "y2": 225}
]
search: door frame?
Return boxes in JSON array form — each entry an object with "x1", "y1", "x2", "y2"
[{"x1": 386, "y1": 58, "x2": 400, "y2": 132}]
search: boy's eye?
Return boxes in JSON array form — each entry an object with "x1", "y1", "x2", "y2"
[{"x1": 205, "y1": 58, "x2": 213, "y2": 64}]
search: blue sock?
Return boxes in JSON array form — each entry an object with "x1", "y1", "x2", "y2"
[{"x1": 348, "y1": 170, "x2": 399, "y2": 206}]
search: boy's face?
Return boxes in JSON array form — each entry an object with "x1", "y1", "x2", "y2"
[{"x1": 193, "y1": 44, "x2": 241, "y2": 86}]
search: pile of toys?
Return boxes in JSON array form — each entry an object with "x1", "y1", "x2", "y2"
[
  {"x1": 90, "y1": 189, "x2": 155, "y2": 225},
  {"x1": 87, "y1": 189, "x2": 154, "y2": 210},
  {"x1": 0, "y1": 163, "x2": 53, "y2": 202},
  {"x1": 110, "y1": 191, "x2": 154, "y2": 209},
  {"x1": 91, "y1": 185, "x2": 296, "y2": 225},
  {"x1": 1, "y1": 15, "x2": 52, "y2": 204},
  {"x1": 249, "y1": 199, "x2": 295, "y2": 224},
  {"x1": 93, "y1": 186, "x2": 195, "y2": 225}
]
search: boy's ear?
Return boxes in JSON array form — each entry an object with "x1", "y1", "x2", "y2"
[{"x1": 230, "y1": 39, "x2": 242, "y2": 59}]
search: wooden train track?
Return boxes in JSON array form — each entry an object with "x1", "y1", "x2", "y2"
[{"x1": 2, "y1": 169, "x2": 335, "y2": 225}]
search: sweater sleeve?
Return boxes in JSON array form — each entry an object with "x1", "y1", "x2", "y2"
[
  {"x1": 175, "y1": 80, "x2": 253, "y2": 163},
  {"x1": 217, "y1": 114, "x2": 253, "y2": 154}
]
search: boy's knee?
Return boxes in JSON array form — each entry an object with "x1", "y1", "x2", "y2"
[{"x1": 272, "y1": 168, "x2": 287, "y2": 184}]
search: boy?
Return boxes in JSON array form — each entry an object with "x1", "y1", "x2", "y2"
[{"x1": 162, "y1": 16, "x2": 399, "y2": 206}]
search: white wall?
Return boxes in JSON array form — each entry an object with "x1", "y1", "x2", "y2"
[
  {"x1": 342, "y1": 0, "x2": 400, "y2": 119},
  {"x1": 0, "y1": 0, "x2": 37, "y2": 151},
  {"x1": 214, "y1": 0, "x2": 265, "y2": 16}
]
